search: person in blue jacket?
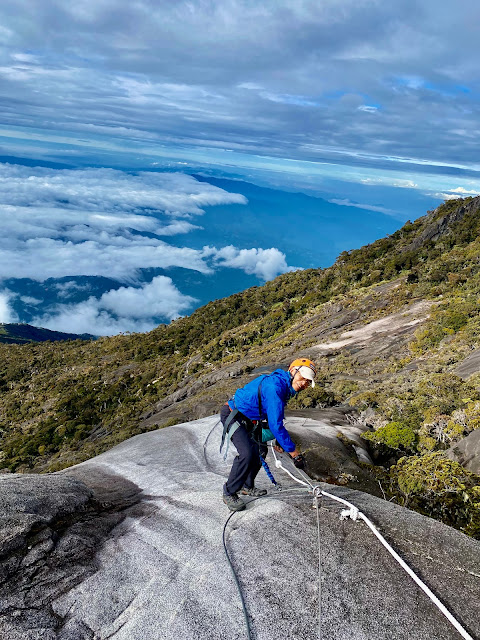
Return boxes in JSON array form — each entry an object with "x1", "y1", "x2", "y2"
[{"x1": 219, "y1": 358, "x2": 317, "y2": 511}]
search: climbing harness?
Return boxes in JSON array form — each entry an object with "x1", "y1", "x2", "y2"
[
  {"x1": 219, "y1": 408, "x2": 243, "y2": 460},
  {"x1": 220, "y1": 377, "x2": 280, "y2": 457},
  {"x1": 220, "y1": 378, "x2": 281, "y2": 486},
  {"x1": 220, "y1": 377, "x2": 271, "y2": 460}
]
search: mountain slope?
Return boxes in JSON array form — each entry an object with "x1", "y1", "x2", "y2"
[{"x1": 1, "y1": 196, "x2": 480, "y2": 536}]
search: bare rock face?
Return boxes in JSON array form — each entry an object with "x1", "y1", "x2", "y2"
[
  {"x1": 284, "y1": 408, "x2": 380, "y2": 494},
  {"x1": 0, "y1": 417, "x2": 479, "y2": 640},
  {"x1": 455, "y1": 348, "x2": 480, "y2": 379},
  {"x1": 311, "y1": 300, "x2": 434, "y2": 363},
  {"x1": 0, "y1": 471, "x2": 142, "y2": 640},
  {"x1": 406, "y1": 196, "x2": 480, "y2": 251},
  {"x1": 446, "y1": 429, "x2": 480, "y2": 474}
]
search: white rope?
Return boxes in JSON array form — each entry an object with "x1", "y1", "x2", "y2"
[
  {"x1": 270, "y1": 444, "x2": 312, "y2": 488},
  {"x1": 314, "y1": 488, "x2": 322, "y2": 640},
  {"x1": 271, "y1": 444, "x2": 323, "y2": 639},
  {"x1": 270, "y1": 447, "x2": 475, "y2": 640}
]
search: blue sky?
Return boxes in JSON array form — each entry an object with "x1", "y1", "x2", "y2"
[{"x1": 0, "y1": 1, "x2": 479, "y2": 334}]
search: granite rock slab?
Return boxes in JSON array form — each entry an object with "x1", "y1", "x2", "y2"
[{"x1": 0, "y1": 416, "x2": 479, "y2": 639}]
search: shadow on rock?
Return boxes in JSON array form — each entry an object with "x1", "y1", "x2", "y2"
[{"x1": 0, "y1": 469, "x2": 143, "y2": 640}]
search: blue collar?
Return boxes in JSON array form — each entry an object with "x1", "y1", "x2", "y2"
[{"x1": 274, "y1": 368, "x2": 297, "y2": 396}]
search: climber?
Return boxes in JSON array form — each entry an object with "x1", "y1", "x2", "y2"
[{"x1": 219, "y1": 358, "x2": 316, "y2": 511}]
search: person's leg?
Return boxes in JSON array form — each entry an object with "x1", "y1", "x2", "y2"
[
  {"x1": 241, "y1": 442, "x2": 268, "y2": 495},
  {"x1": 224, "y1": 424, "x2": 260, "y2": 495},
  {"x1": 243, "y1": 448, "x2": 263, "y2": 489}
]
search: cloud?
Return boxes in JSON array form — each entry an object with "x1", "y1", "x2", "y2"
[
  {"x1": 0, "y1": 290, "x2": 18, "y2": 323},
  {"x1": 0, "y1": 163, "x2": 296, "y2": 333},
  {"x1": 203, "y1": 246, "x2": 298, "y2": 281},
  {"x1": 0, "y1": 163, "x2": 295, "y2": 285},
  {"x1": 33, "y1": 276, "x2": 196, "y2": 336},
  {"x1": 0, "y1": 1, "x2": 479, "y2": 176},
  {"x1": 432, "y1": 186, "x2": 479, "y2": 200},
  {"x1": 19, "y1": 295, "x2": 42, "y2": 305},
  {"x1": 328, "y1": 198, "x2": 395, "y2": 216},
  {"x1": 0, "y1": 164, "x2": 249, "y2": 282},
  {"x1": 55, "y1": 281, "x2": 94, "y2": 299},
  {"x1": 0, "y1": 237, "x2": 211, "y2": 282},
  {"x1": 434, "y1": 193, "x2": 461, "y2": 201},
  {"x1": 98, "y1": 276, "x2": 196, "y2": 320},
  {"x1": 0, "y1": 164, "x2": 247, "y2": 218},
  {"x1": 392, "y1": 180, "x2": 419, "y2": 189},
  {"x1": 358, "y1": 105, "x2": 378, "y2": 113},
  {"x1": 447, "y1": 187, "x2": 478, "y2": 195}
]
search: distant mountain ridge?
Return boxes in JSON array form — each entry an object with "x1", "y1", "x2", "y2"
[{"x1": 0, "y1": 323, "x2": 95, "y2": 345}]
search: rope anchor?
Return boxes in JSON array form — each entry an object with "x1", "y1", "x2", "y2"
[
  {"x1": 340, "y1": 505, "x2": 359, "y2": 521},
  {"x1": 312, "y1": 485, "x2": 322, "y2": 509}
]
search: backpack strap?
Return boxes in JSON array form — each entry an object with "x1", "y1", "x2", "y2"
[
  {"x1": 220, "y1": 376, "x2": 269, "y2": 459},
  {"x1": 220, "y1": 409, "x2": 241, "y2": 458},
  {"x1": 257, "y1": 375, "x2": 267, "y2": 418},
  {"x1": 257, "y1": 377, "x2": 276, "y2": 443}
]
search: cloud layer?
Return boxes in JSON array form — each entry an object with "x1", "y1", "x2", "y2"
[
  {"x1": 205, "y1": 246, "x2": 295, "y2": 281},
  {"x1": 0, "y1": 1, "x2": 479, "y2": 174},
  {"x1": 0, "y1": 164, "x2": 294, "y2": 334},
  {"x1": 32, "y1": 276, "x2": 197, "y2": 336},
  {"x1": 0, "y1": 165, "x2": 242, "y2": 282},
  {"x1": 0, "y1": 291, "x2": 18, "y2": 323}
]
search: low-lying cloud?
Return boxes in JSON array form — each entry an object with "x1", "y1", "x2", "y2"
[
  {"x1": 33, "y1": 276, "x2": 197, "y2": 336},
  {"x1": 0, "y1": 163, "x2": 246, "y2": 225},
  {"x1": 0, "y1": 290, "x2": 18, "y2": 323},
  {"x1": 0, "y1": 164, "x2": 295, "y2": 334},
  {"x1": 0, "y1": 163, "x2": 288, "y2": 282},
  {"x1": 433, "y1": 186, "x2": 479, "y2": 201},
  {"x1": 205, "y1": 245, "x2": 298, "y2": 281}
]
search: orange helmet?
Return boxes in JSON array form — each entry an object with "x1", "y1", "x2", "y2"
[{"x1": 289, "y1": 358, "x2": 317, "y2": 387}]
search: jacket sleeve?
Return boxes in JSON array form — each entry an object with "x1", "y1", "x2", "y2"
[{"x1": 262, "y1": 378, "x2": 296, "y2": 452}]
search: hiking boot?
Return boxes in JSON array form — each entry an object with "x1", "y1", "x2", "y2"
[
  {"x1": 241, "y1": 486, "x2": 267, "y2": 497},
  {"x1": 222, "y1": 491, "x2": 246, "y2": 512}
]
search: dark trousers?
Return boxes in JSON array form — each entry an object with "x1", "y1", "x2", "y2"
[{"x1": 220, "y1": 404, "x2": 267, "y2": 495}]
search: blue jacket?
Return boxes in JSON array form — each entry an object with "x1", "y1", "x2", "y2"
[{"x1": 228, "y1": 369, "x2": 297, "y2": 452}]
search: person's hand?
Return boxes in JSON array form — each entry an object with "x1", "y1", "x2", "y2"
[
  {"x1": 273, "y1": 444, "x2": 284, "y2": 453},
  {"x1": 293, "y1": 454, "x2": 306, "y2": 470}
]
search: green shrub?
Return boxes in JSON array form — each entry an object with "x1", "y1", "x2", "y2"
[
  {"x1": 362, "y1": 421, "x2": 417, "y2": 452},
  {"x1": 413, "y1": 373, "x2": 464, "y2": 415},
  {"x1": 160, "y1": 417, "x2": 185, "y2": 428},
  {"x1": 330, "y1": 379, "x2": 359, "y2": 402},
  {"x1": 349, "y1": 391, "x2": 379, "y2": 410},
  {"x1": 390, "y1": 452, "x2": 480, "y2": 538},
  {"x1": 288, "y1": 385, "x2": 335, "y2": 409}
]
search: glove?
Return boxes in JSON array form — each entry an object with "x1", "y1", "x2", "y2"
[{"x1": 293, "y1": 454, "x2": 306, "y2": 470}]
